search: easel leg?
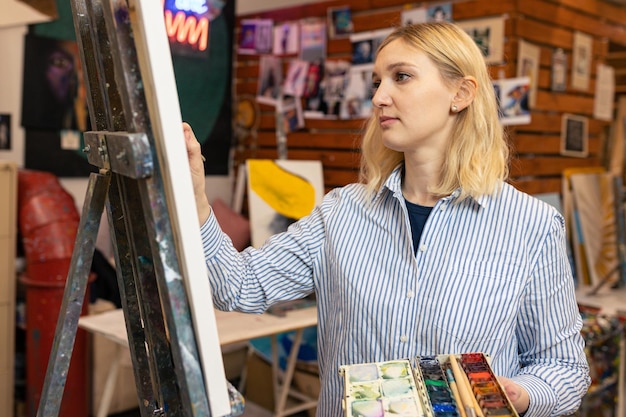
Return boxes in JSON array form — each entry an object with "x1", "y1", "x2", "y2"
[{"x1": 37, "y1": 171, "x2": 110, "y2": 417}]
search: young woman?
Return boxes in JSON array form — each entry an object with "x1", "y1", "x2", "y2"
[{"x1": 184, "y1": 22, "x2": 589, "y2": 417}]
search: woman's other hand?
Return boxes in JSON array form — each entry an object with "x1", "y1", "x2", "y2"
[
  {"x1": 498, "y1": 376, "x2": 530, "y2": 414},
  {"x1": 182, "y1": 122, "x2": 212, "y2": 224}
]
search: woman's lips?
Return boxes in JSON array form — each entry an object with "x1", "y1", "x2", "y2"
[{"x1": 379, "y1": 116, "x2": 397, "y2": 127}]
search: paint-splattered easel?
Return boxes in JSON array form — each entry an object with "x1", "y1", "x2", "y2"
[{"x1": 34, "y1": 0, "x2": 243, "y2": 415}]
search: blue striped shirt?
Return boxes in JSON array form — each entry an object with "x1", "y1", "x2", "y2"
[{"x1": 201, "y1": 166, "x2": 590, "y2": 417}]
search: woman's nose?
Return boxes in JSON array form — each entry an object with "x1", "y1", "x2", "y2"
[{"x1": 371, "y1": 84, "x2": 391, "y2": 108}]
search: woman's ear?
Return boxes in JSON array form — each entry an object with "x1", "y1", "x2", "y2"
[{"x1": 452, "y1": 76, "x2": 477, "y2": 111}]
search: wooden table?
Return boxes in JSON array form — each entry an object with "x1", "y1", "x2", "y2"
[{"x1": 79, "y1": 306, "x2": 318, "y2": 417}]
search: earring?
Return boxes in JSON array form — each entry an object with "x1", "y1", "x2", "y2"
[{"x1": 451, "y1": 104, "x2": 458, "y2": 113}]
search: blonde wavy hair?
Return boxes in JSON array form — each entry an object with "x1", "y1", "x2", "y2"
[{"x1": 360, "y1": 22, "x2": 509, "y2": 201}]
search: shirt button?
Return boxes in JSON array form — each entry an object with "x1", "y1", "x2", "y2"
[
  {"x1": 400, "y1": 335, "x2": 408, "y2": 343},
  {"x1": 440, "y1": 205, "x2": 446, "y2": 211},
  {"x1": 419, "y1": 244, "x2": 427, "y2": 252},
  {"x1": 407, "y1": 290, "x2": 414, "y2": 298}
]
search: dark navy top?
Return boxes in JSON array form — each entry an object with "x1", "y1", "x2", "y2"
[{"x1": 405, "y1": 199, "x2": 433, "y2": 254}]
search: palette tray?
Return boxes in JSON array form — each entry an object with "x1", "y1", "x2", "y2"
[
  {"x1": 339, "y1": 359, "x2": 426, "y2": 416},
  {"x1": 339, "y1": 353, "x2": 519, "y2": 417}
]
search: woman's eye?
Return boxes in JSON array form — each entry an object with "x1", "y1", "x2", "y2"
[
  {"x1": 371, "y1": 80, "x2": 381, "y2": 90},
  {"x1": 395, "y1": 72, "x2": 410, "y2": 82}
]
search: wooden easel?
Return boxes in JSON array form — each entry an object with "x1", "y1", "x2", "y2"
[{"x1": 35, "y1": 0, "x2": 243, "y2": 415}]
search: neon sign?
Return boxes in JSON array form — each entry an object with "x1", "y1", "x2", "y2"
[{"x1": 163, "y1": 0, "x2": 210, "y2": 53}]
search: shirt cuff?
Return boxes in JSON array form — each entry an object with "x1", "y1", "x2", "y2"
[{"x1": 512, "y1": 374, "x2": 556, "y2": 417}]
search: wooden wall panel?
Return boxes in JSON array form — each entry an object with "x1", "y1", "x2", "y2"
[{"x1": 234, "y1": 0, "x2": 626, "y2": 197}]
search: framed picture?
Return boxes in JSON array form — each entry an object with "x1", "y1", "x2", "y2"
[
  {"x1": 551, "y1": 48, "x2": 567, "y2": 92},
  {"x1": 493, "y1": 76, "x2": 531, "y2": 126},
  {"x1": 256, "y1": 55, "x2": 283, "y2": 106},
  {"x1": 456, "y1": 16, "x2": 505, "y2": 64},
  {"x1": 349, "y1": 28, "x2": 393, "y2": 67},
  {"x1": 401, "y1": 6, "x2": 427, "y2": 26},
  {"x1": 273, "y1": 21, "x2": 300, "y2": 55},
  {"x1": 327, "y1": 6, "x2": 354, "y2": 39},
  {"x1": 427, "y1": 3, "x2": 452, "y2": 22},
  {"x1": 517, "y1": 40, "x2": 540, "y2": 107},
  {"x1": 238, "y1": 19, "x2": 273, "y2": 55},
  {"x1": 561, "y1": 113, "x2": 588, "y2": 157},
  {"x1": 571, "y1": 31, "x2": 592, "y2": 91},
  {"x1": 0, "y1": 114, "x2": 10, "y2": 150}
]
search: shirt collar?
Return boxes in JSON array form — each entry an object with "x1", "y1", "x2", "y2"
[{"x1": 376, "y1": 164, "x2": 490, "y2": 209}]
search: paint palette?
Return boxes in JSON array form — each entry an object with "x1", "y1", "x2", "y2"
[
  {"x1": 339, "y1": 353, "x2": 519, "y2": 417},
  {"x1": 339, "y1": 360, "x2": 426, "y2": 416}
]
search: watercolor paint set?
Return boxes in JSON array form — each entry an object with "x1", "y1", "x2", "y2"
[{"x1": 339, "y1": 352, "x2": 519, "y2": 417}]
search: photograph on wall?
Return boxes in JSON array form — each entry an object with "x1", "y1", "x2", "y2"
[
  {"x1": 302, "y1": 59, "x2": 323, "y2": 99},
  {"x1": 283, "y1": 59, "x2": 310, "y2": 97},
  {"x1": 257, "y1": 55, "x2": 283, "y2": 105},
  {"x1": 350, "y1": 28, "x2": 393, "y2": 67},
  {"x1": 239, "y1": 18, "x2": 273, "y2": 54},
  {"x1": 340, "y1": 66, "x2": 373, "y2": 119},
  {"x1": 401, "y1": 7, "x2": 427, "y2": 26},
  {"x1": 0, "y1": 114, "x2": 10, "y2": 150},
  {"x1": 427, "y1": 3, "x2": 453, "y2": 22},
  {"x1": 246, "y1": 159, "x2": 324, "y2": 248},
  {"x1": 560, "y1": 113, "x2": 589, "y2": 157},
  {"x1": 327, "y1": 6, "x2": 354, "y2": 39},
  {"x1": 551, "y1": 48, "x2": 567, "y2": 92},
  {"x1": 593, "y1": 63, "x2": 615, "y2": 121},
  {"x1": 456, "y1": 16, "x2": 505, "y2": 64},
  {"x1": 304, "y1": 59, "x2": 350, "y2": 118},
  {"x1": 279, "y1": 96, "x2": 304, "y2": 134},
  {"x1": 493, "y1": 76, "x2": 531, "y2": 126},
  {"x1": 516, "y1": 40, "x2": 540, "y2": 107},
  {"x1": 273, "y1": 21, "x2": 300, "y2": 55},
  {"x1": 572, "y1": 31, "x2": 592, "y2": 91},
  {"x1": 300, "y1": 19, "x2": 326, "y2": 62}
]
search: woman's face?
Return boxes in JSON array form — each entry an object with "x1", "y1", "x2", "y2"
[{"x1": 371, "y1": 39, "x2": 457, "y2": 155}]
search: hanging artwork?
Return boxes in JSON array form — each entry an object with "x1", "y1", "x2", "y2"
[
  {"x1": 283, "y1": 59, "x2": 310, "y2": 97},
  {"x1": 273, "y1": 21, "x2": 300, "y2": 55},
  {"x1": 593, "y1": 64, "x2": 615, "y2": 121},
  {"x1": 21, "y1": 34, "x2": 88, "y2": 132},
  {"x1": 327, "y1": 6, "x2": 354, "y2": 39},
  {"x1": 456, "y1": 16, "x2": 505, "y2": 64},
  {"x1": 340, "y1": 66, "x2": 373, "y2": 119},
  {"x1": 516, "y1": 40, "x2": 540, "y2": 108},
  {"x1": 427, "y1": 3, "x2": 453, "y2": 22},
  {"x1": 561, "y1": 113, "x2": 589, "y2": 157},
  {"x1": 402, "y1": 7, "x2": 427, "y2": 26},
  {"x1": 300, "y1": 19, "x2": 326, "y2": 62},
  {"x1": 245, "y1": 159, "x2": 324, "y2": 248},
  {"x1": 257, "y1": 55, "x2": 283, "y2": 106},
  {"x1": 0, "y1": 114, "x2": 11, "y2": 150},
  {"x1": 350, "y1": 28, "x2": 392, "y2": 67},
  {"x1": 572, "y1": 31, "x2": 592, "y2": 91},
  {"x1": 238, "y1": 18, "x2": 274, "y2": 55},
  {"x1": 551, "y1": 48, "x2": 567, "y2": 92},
  {"x1": 493, "y1": 77, "x2": 531, "y2": 126}
]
